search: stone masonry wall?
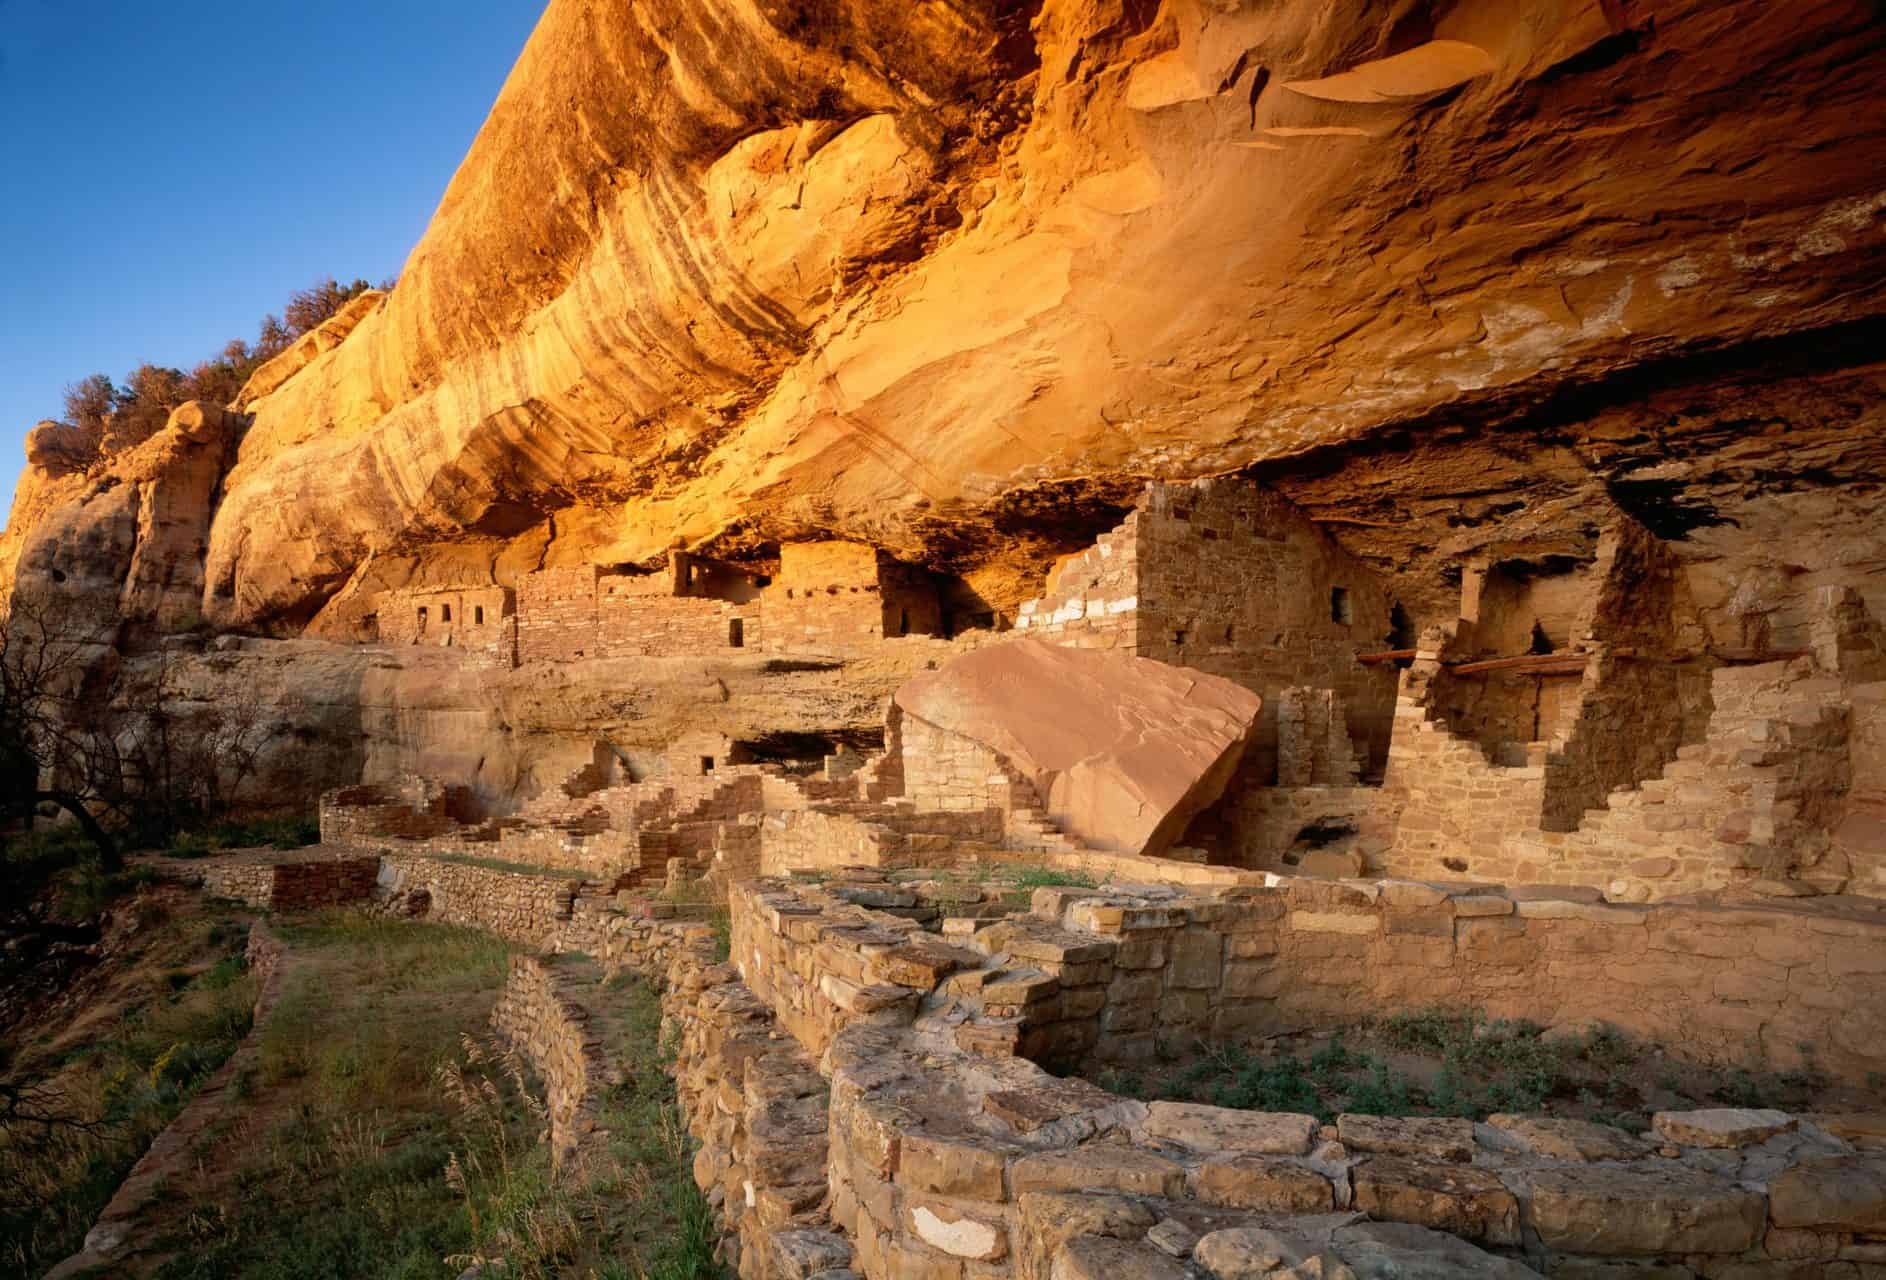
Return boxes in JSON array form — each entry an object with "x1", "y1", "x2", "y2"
[
  {"x1": 760, "y1": 541, "x2": 940, "y2": 651},
  {"x1": 242, "y1": 847, "x2": 1886, "y2": 1280},
  {"x1": 379, "y1": 852, "x2": 583, "y2": 946},
  {"x1": 995, "y1": 879, "x2": 1886, "y2": 1081},
  {"x1": 516, "y1": 566, "x2": 605, "y2": 663},
  {"x1": 900, "y1": 712, "x2": 1039, "y2": 816},
  {"x1": 1382, "y1": 655, "x2": 1857, "y2": 899},
  {"x1": 517, "y1": 564, "x2": 758, "y2": 663},
  {"x1": 488, "y1": 953, "x2": 617, "y2": 1169},
  {"x1": 378, "y1": 585, "x2": 516, "y2": 667},
  {"x1": 199, "y1": 853, "x2": 381, "y2": 911}
]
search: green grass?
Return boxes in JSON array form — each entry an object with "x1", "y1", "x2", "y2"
[
  {"x1": 152, "y1": 915, "x2": 723, "y2": 1279},
  {"x1": 1090, "y1": 1006, "x2": 1838, "y2": 1129},
  {"x1": 1009, "y1": 867, "x2": 1099, "y2": 891},
  {"x1": 164, "y1": 815, "x2": 322, "y2": 860},
  {"x1": 423, "y1": 852, "x2": 591, "y2": 881},
  {"x1": 0, "y1": 922, "x2": 257, "y2": 1276}
]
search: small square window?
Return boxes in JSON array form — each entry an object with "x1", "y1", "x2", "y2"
[{"x1": 700, "y1": 755, "x2": 715, "y2": 774}]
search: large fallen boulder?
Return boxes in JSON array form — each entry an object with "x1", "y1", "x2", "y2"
[{"x1": 894, "y1": 638, "x2": 1260, "y2": 857}]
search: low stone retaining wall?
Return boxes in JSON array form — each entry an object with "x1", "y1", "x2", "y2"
[
  {"x1": 200, "y1": 852, "x2": 380, "y2": 911},
  {"x1": 490, "y1": 954, "x2": 619, "y2": 1169},
  {"x1": 489, "y1": 894, "x2": 841, "y2": 1279},
  {"x1": 379, "y1": 851, "x2": 586, "y2": 945},
  {"x1": 996, "y1": 877, "x2": 1886, "y2": 1081}
]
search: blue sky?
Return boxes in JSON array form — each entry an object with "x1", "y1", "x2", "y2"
[{"x1": 0, "y1": 0, "x2": 545, "y2": 520}]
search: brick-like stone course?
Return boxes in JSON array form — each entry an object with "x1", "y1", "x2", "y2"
[{"x1": 199, "y1": 850, "x2": 381, "y2": 911}]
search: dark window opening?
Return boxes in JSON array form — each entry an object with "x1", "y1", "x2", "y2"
[
  {"x1": 729, "y1": 618, "x2": 745, "y2": 648},
  {"x1": 441, "y1": 604, "x2": 452, "y2": 622},
  {"x1": 474, "y1": 606, "x2": 485, "y2": 625},
  {"x1": 1172, "y1": 629, "x2": 1187, "y2": 646},
  {"x1": 1387, "y1": 601, "x2": 1414, "y2": 650},
  {"x1": 1528, "y1": 621, "x2": 1554, "y2": 655},
  {"x1": 1330, "y1": 587, "x2": 1352, "y2": 625},
  {"x1": 49, "y1": 568, "x2": 65, "y2": 583},
  {"x1": 417, "y1": 606, "x2": 428, "y2": 624},
  {"x1": 897, "y1": 608, "x2": 909, "y2": 637},
  {"x1": 700, "y1": 755, "x2": 715, "y2": 774},
  {"x1": 1223, "y1": 623, "x2": 1235, "y2": 642}
]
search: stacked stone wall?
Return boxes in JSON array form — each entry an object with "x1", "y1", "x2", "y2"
[
  {"x1": 319, "y1": 780, "x2": 463, "y2": 844},
  {"x1": 900, "y1": 713, "x2": 1040, "y2": 815},
  {"x1": 199, "y1": 853, "x2": 381, "y2": 911},
  {"x1": 1190, "y1": 781, "x2": 1394, "y2": 872},
  {"x1": 1002, "y1": 879, "x2": 1884, "y2": 1080},
  {"x1": 516, "y1": 566, "x2": 607, "y2": 662},
  {"x1": 716, "y1": 877, "x2": 1886, "y2": 1280},
  {"x1": 597, "y1": 587, "x2": 757, "y2": 656},
  {"x1": 379, "y1": 851, "x2": 582, "y2": 946},
  {"x1": 378, "y1": 585, "x2": 516, "y2": 666},
  {"x1": 760, "y1": 541, "x2": 940, "y2": 650},
  {"x1": 489, "y1": 954, "x2": 617, "y2": 1168},
  {"x1": 1381, "y1": 655, "x2": 1859, "y2": 899},
  {"x1": 204, "y1": 848, "x2": 1886, "y2": 1280},
  {"x1": 757, "y1": 804, "x2": 1004, "y2": 877}
]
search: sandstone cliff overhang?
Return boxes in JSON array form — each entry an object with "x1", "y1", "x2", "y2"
[{"x1": 894, "y1": 638, "x2": 1261, "y2": 857}]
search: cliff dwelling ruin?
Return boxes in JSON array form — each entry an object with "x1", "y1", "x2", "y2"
[{"x1": 6, "y1": 0, "x2": 1886, "y2": 1277}]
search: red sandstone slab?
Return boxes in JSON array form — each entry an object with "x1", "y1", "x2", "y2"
[{"x1": 894, "y1": 638, "x2": 1261, "y2": 856}]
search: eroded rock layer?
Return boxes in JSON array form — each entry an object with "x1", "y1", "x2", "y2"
[{"x1": 9, "y1": 0, "x2": 1883, "y2": 638}]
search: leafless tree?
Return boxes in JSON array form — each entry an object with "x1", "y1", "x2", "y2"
[{"x1": 0, "y1": 596, "x2": 281, "y2": 869}]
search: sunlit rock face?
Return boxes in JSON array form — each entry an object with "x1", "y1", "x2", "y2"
[
  {"x1": 3, "y1": 0, "x2": 1884, "y2": 656},
  {"x1": 166, "y1": 0, "x2": 1885, "y2": 632}
]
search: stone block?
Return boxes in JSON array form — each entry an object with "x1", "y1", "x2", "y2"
[
  {"x1": 1141, "y1": 1102, "x2": 1317, "y2": 1155},
  {"x1": 1484, "y1": 1115, "x2": 1650, "y2": 1162},
  {"x1": 1350, "y1": 1155, "x2": 1520, "y2": 1246},
  {"x1": 1193, "y1": 1154, "x2": 1334, "y2": 1213},
  {"x1": 1050, "y1": 1235, "x2": 1190, "y2": 1280},
  {"x1": 1652, "y1": 1108, "x2": 1797, "y2": 1149},
  {"x1": 1288, "y1": 912, "x2": 1378, "y2": 936},
  {"x1": 899, "y1": 1133, "x2": 1010, "y2": 1201},
  {"x1": 1168, "y1": 929, "x2": 1224, "y2": 989},
  {"x1": 1010, "y1": 1145, "x2": 1187, "y2": 1198},
  {"x1": 1336, "y1": 1115, "x2": 1474, "y2": 1163},
  {"x1": 1768, "y1": 1155, "x2": 1886, "y2": 1232},
  {"x1": 908, "y1": 1201, "x2": 1009, "y2": 1262},
  {"x1": 1524, "y1": 1165, "x2": 1765, "y2": 1254}
]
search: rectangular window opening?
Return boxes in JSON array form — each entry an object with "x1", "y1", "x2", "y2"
[
  {"x1": 729, "y1": 618, "x2": 745, "y2": 648},
  {"x1": 700, "y1": 755, "x2": 715, "y2": 774},
  {"x1": 441, "y1": 604, "x2": 452, "y2": 622},
  {"x1": 474, "y1": 606, "x2": 485, "y2": 625},
  {"x1": 1331, "y1": 586, "x2": 1353, "y2": 625}
]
